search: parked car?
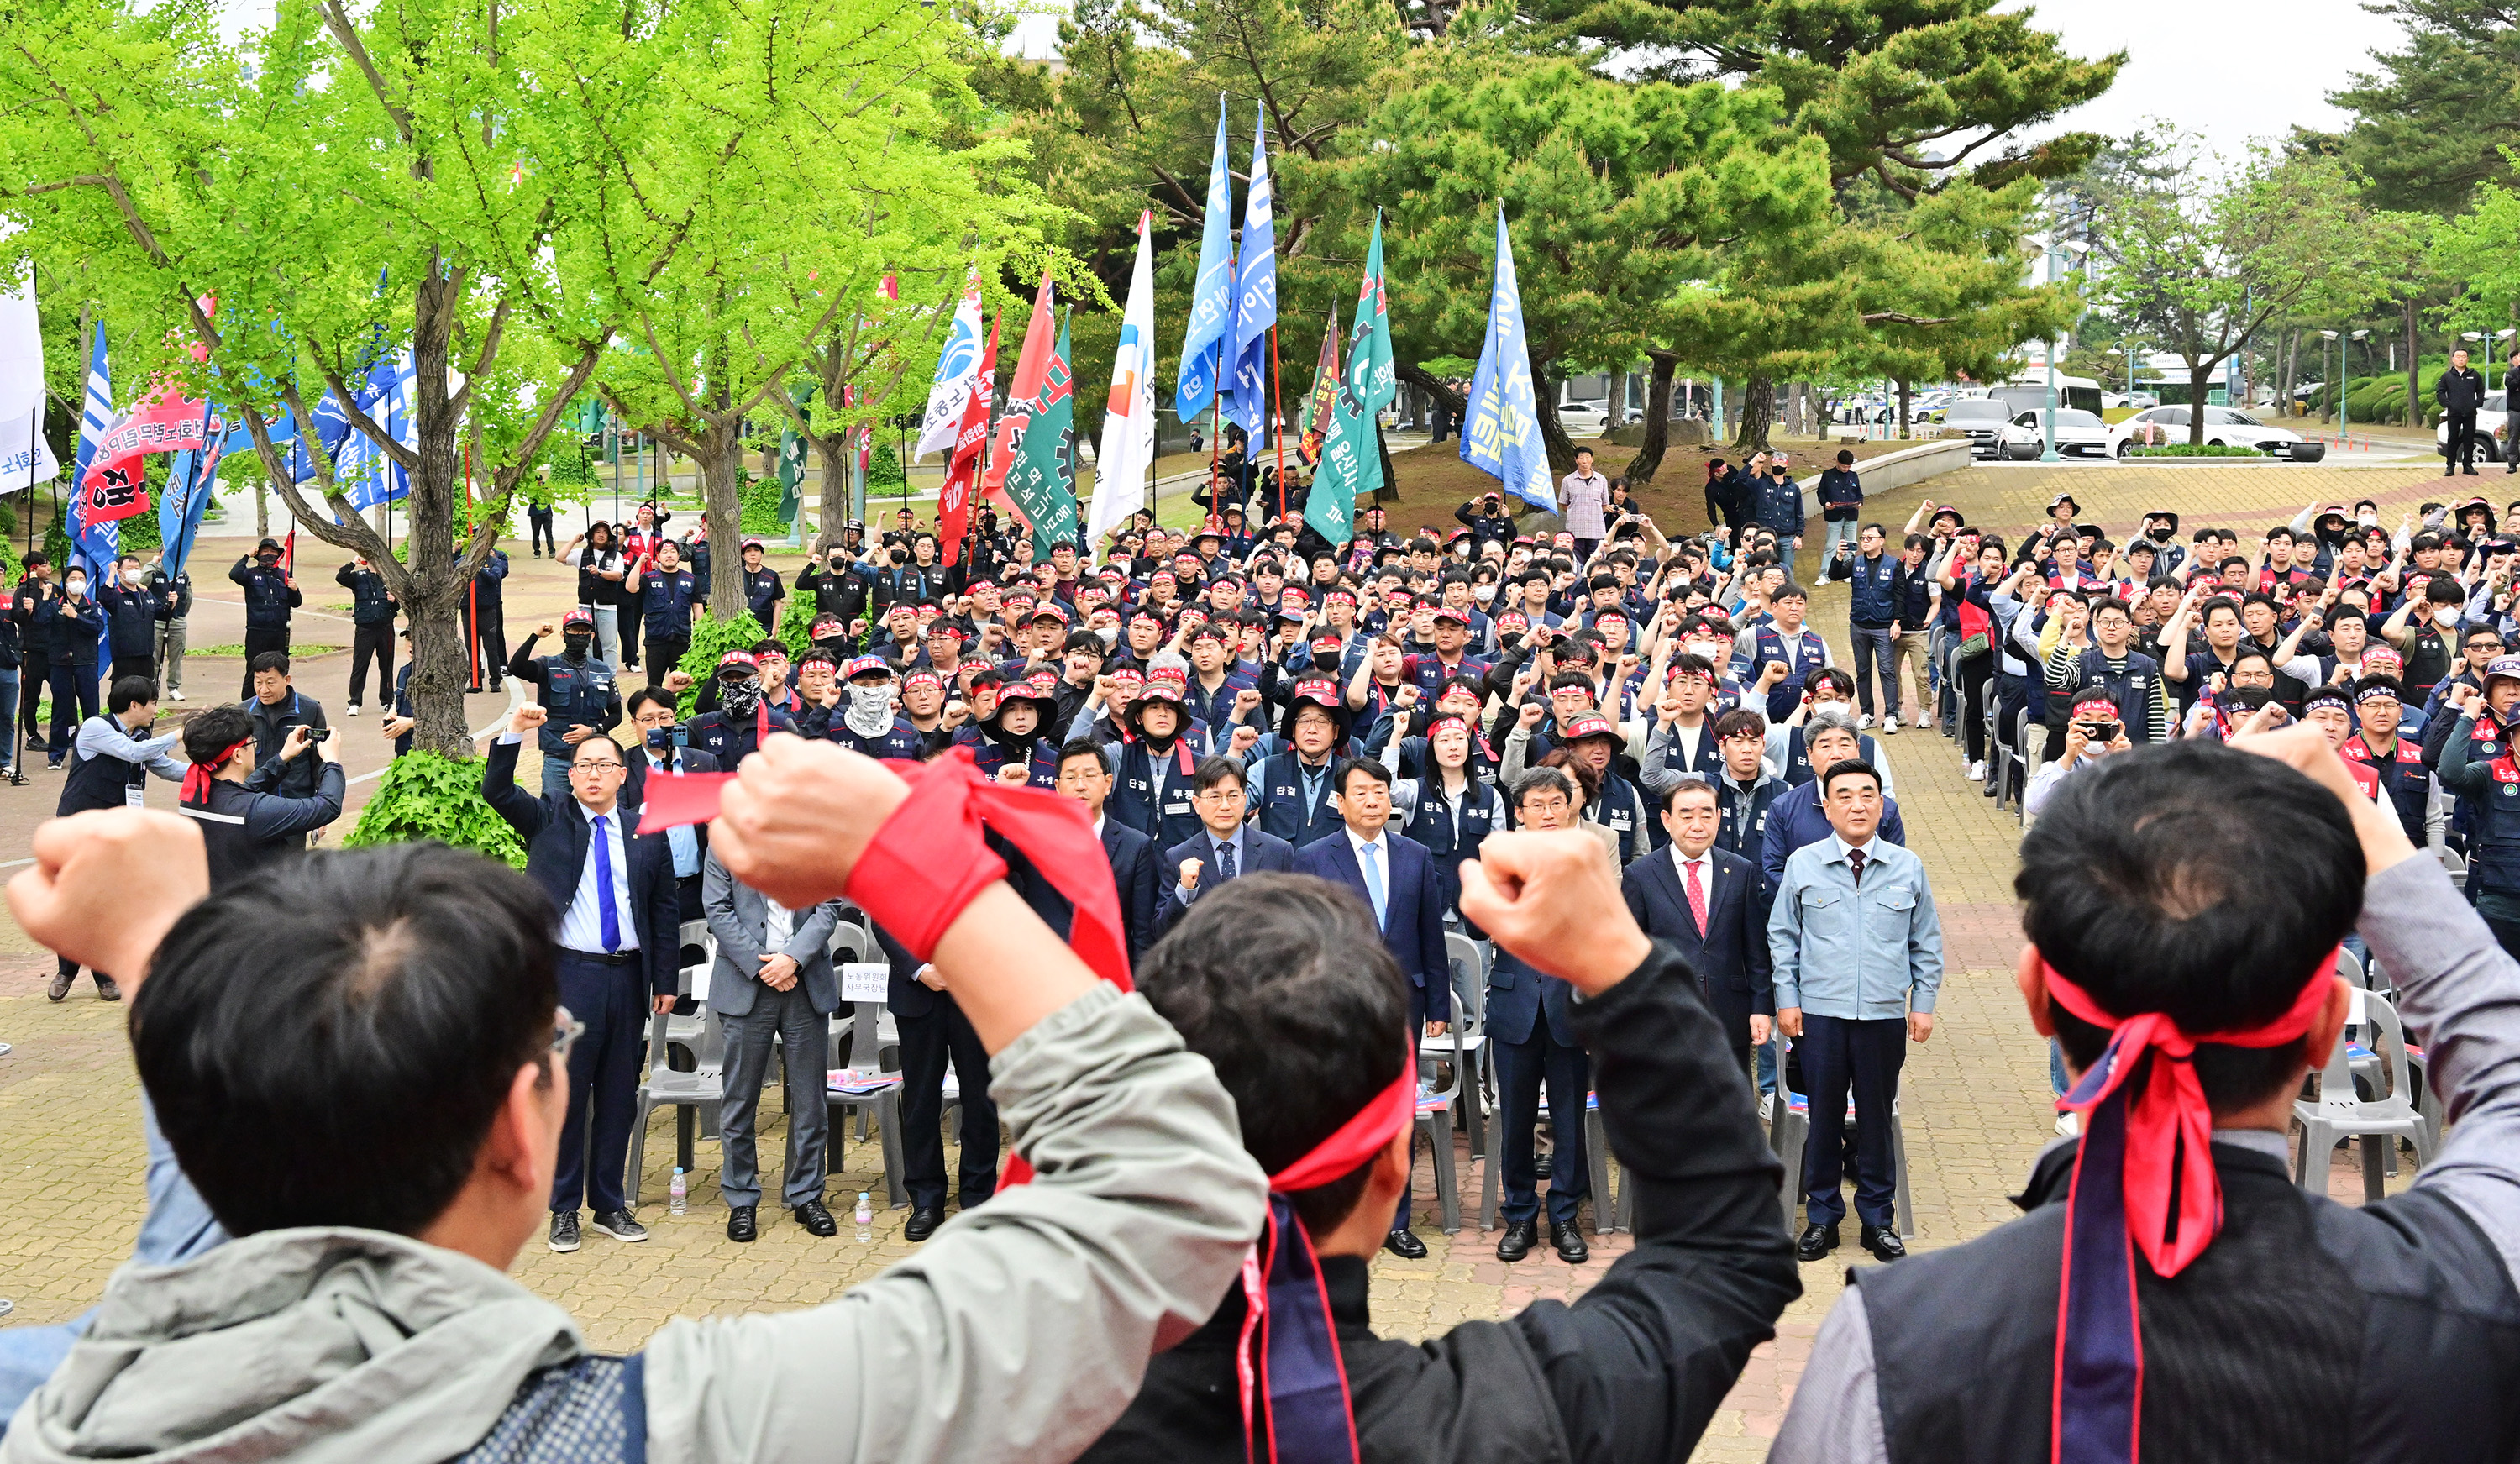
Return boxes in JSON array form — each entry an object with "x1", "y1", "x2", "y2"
[
  {"x1": 2436, "y1": 390, "x2": 2513, "y2": 463},
  {"x1": 2105, "y1": 405, "x2": 2313, "y2": 459},
  {"x1": 1998, "y1": 408, "x2": 2112, "y2": 459},
  {"x1": 2100, "y1": 391, "x2": 2160, "y2": 412},
  {"x1": 1557, "y1": 399, "x2": 1609, "y2": 436},
  {"x1": 1940, "y1": 397, "x2": 2013, "y2": 457}
]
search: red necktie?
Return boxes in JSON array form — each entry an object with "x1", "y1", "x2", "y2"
[
  {"x1": 1848, "y1": 847, "x2": 1866, "y2": 885},
  {"x1": 1683, "y1": 857, "x2": 1708, "y2": 937}
]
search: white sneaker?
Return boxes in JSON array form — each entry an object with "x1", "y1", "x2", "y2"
[
  {"x1": 1759, "y1": 1094, "x2": 1774, "y2": 1121},
  {"x1": 1914, "y1": 711, "x2": 1931, "y2": 728},
  {"x1": 345, "y1": 704, "x2": 360, "y2": 717},
  {"x1": 2055, "y1": 1111, "x2": 2081, "y2": 1137},
  {"x1": 1966, "y1": 759, "x2": 1986, "y2": 781},
  {"x1": 1857, "y1": 713, "x2": 1875, "y2": 730},
  {"x1": 170, "y1": 690, "x2": 185, "y2": 702},
  {"x1": 1882, "y1": 717, "x2": 1900, "y2": 736}
]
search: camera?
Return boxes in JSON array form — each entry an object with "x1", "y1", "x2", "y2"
[
  {"x1": 2075, "y1": 720, "x2": 2119, "y2": 743},
  {"x1": 308, "y1": 727, "x2": 333, "y2": 745}
]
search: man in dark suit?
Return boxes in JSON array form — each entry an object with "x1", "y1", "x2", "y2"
[
  {"x1": 701, "y1": 851, "x2": 842, "y2": 1242},
  {"x1": 623, "y1": 686, "x2": 721, "y2": 921},
  {"x1": 875, "y1": 922, "x2": 1000, "y2": 1242},
  {"x1": 482, "y1": 703, "x2": 680, "y2": 1255},
  {"x1": 1623, "y1": 775, "x2": 1773, "y2": 1080},
  {"x1": 1031, "y1": 737, "x2": 1159, "y2": 963},
  {"x1": 1158, "y1": 755, "x2": 1296, "y2": 934},
  {"x1": 1485, "y1": 766, "x2": 1597, "y2": 1264},
  {"x1": 1292, "y1": 756, "x2": 1450, "y2": 1258}
]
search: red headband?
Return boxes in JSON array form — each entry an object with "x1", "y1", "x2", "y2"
[
  {"x1": 2042, "y1": 952, "x2": 2339, "y2": 1464},
  {"x1": 1238, "y1": 1057, "x2": 1415, "y2": 1464},
  {"x1": 179, "y1": 739, "x2": 251, "y2": 803}
]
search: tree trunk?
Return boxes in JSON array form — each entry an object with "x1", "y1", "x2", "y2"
[
  {"x1": 1533, "y1": 380, "x2": 1577, "y2": 473},
  {"x1": 256, "y1": 477, "x2": 268, "y2": 538},
  {"x1": 1731, "y1": 375, "x2": 1775, "y2": 452},
  {"x1": 2189, "y1": 362, "x2": 2212, "y2": 444},
  {"x1": 696, "y1": 426, "x2": 745, "y2": 618},
  {"x1": 2407, "y1": 298, "x2": 2423, "y2": 428},
  {"x1": 1625, "y1": 353, "x2": 1679, "y2": 482},
  {"x1": 1394, "y1": 362, "x2": 1467, "y2": 428},
  {"x1": 809, "y1": 433, "x2": 853, "y2": 551},
  {"x1": 1896, "y1": 379, "x2": 1913, "y2": 441}
]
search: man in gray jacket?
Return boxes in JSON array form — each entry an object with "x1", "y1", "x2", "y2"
[
  {"x1": 0, "y1": 735, "x2": 1266, "y2": 1464},
  {"x1": 701, "y1": 850, "x2": 842, "y2": 1242}
]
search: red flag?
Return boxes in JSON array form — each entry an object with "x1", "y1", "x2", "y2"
[
  {"x1": 979, "y1": 273, "x2": 1057, "y2": 522},
  {"x1": 281, "y1": 529, "x2": 297, "y2": 579},
  {"x1": 937, "y1": 315, "x2": 997, "y2": 566}
]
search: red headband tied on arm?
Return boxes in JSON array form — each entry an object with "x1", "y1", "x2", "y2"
[{"x1": 2041, "y1": 952, "x2": 2339, "y2": 1464}]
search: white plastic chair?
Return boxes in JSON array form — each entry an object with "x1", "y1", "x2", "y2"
[
  {"x1": 2294, "y1": 990, "x2": 2434, "y2": 1202},
  {"x1": 627, "y1": 927, "x2": 729, "y2": 1207}
]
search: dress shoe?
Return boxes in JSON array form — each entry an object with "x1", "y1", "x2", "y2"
[
  {"x1": 904, "y1": 1205, "x2": 947, "y2": 1241},
  {"x1": 726, "y1": 1204, "x2": 758, "y2": 1242},
  {"x1": 95, "y1": 976, "x2": 120, "y2": 1002},
  {"x1": 1549, "y1": 1220, "x2": 1589, "y2": 1265},
  {"x1": 46, "y1": 971, "x2": 72, "y2": 1002},
  {"x1": 1796, "y1": 1222, "x2": 1840, "y2": 1262},
  {"x1": 549, "y1": 1210, "x2": 581, "y2": 1252},
  {"x1": 1533, "y1": 1152, "x2": 1553, "y2": 1180},
  {"x1": 794, "y1": 1199, "x2": 837, "y2": 1236},
  {"x1": 589, "y1": 1208, "x2": 648, "y2": 1242},
  {"x1": 1494, "y1": 1220, "x2": 1536, "y2": 1262},
  {"x1": 1861, "y1": 1224, "x2": 1907, "y2": 1262},
  {"x1": 1383, "y1": 1227, "x2": 1429, "y2": 1259}
]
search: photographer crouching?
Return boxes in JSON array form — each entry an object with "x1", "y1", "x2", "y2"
[{"x1": 175, "y1": 705, "x2": 345, "y2": 889}]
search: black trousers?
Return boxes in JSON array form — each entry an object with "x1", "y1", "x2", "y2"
[
  {"x1": 897, "y1": 1000, "x2": 999, "y2": 1211},
  {"x1": 2449, "y1": 411, "x2": 2479, "y2": 471},
  {"x1": 348, "y1": 622, "x2": 394, "y2": 707},
  {"x1": 552, "y1": 952, "x2": 648, "y2": 1215},
  {"x1": 47, "y1": 662, "x2": 98, "y2": 763},
  {"x1": 648, "y1": 634, "x2": 689, "y2": 687},
  {"x1": 463, "y1": 611, "x2": 506, "y2": 690},
  {"x1": 531, "y1": 509, "x2": 558, "y2": 555},
  {"x1": 18, "y1": 650, "x2": 46, "y2": 750},
  {"x1": 1494, "y1": 1021, "x2": 1592, "y2": 1226},
  {"x1": 1702, "y1": 979, "x2": 1756, "y2": 1084},
  {"x1": 239, "y1": 626, "x2": 289, "y2": 700},
  {"x1": 1797, "y1": 1013, "x2": 1906, "y2": 1229},
  {"x1": 1958, "y1": 649, "x2": 1994, "y2": 763}
]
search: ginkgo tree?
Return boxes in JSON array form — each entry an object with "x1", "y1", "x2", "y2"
[{"x1": 0, "y1": 0, "x2": 1010, "y2": 744}]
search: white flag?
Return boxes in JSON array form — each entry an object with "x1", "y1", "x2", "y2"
[
  {"x1": 914, "y1": 267, "x2": 987, "y2": 460},
  {"x1": 1089, "y1": 213, "x2": 1159, "y2": 553},
  {"x1": 0, "y1": 230, "x2": 59, "y2": 490}
]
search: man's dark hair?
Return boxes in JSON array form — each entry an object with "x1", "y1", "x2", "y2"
[
  {"x1": 2091, "y1": 598, "x2": 2132, "y2": 623},
  {"x1": 750, "y1": 638, "x2": 786, "y2": 658},
  {"x1": 1136, "y1": 874, "x2": 1407, "y2": 1234},
  {"x1": 2427, "y1": 576, "x2": 2468, "y2": 606},
  {"x1": 1807, "y1": 667, "x2": 1856, "y2": 699},
  {"x1": 249, "y1": 652, "x2": 291, "y2": 677},
  {"x1": 1192, "y1": 754, "x2": 1247, "y2": 795},
  {"x1": 2199, "y1": 597, "x2": 2242, "y2": 627},
  {"x1": 1713, "y1": 707, "x2": 1767, "y2": 742},
  {"x1": 1770, "y1": 582, "x2": 1809, "y2": 604},
  {"x1": 133, "y1": 844, "x2": 559, "y2": 1236},
  {"x1": 1333, "y1": 756, "x2": 1389, "y2": 796},
  {"x1": 2018, "y1": 742, "x2": 2358, "y2": 1111},
  {"x1": 2239, "y1": 591, "x2": 2278, "y2": 615},
  {"x1": 1514, "y1": 764, "x2": 1576, "y2": 809},
  {"x1": 182, "y1": 705, "x2": 255, "y2": 764},
  {"x1": 574, "y1": 733, "x2": 627, "y2": 764},
  {"x1": 2229, "y1": 649, "x2": 2276, "y2": 678},
  {"x1": 626, "y1": 686, "x2": 678, "y2": 719},
  {"x1": 108, "y1": 675, "x2": 159, "y2": 715},
  {"x1": 1819, "y1": 758, "x2": 1880, "y2": 797},
  {"x1": 1056, "y1": 737, "x2": 1110, "y2": 776}
]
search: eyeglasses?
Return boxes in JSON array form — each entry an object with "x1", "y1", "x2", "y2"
[
  {"x1": 552, "y1": 1007, "x2": 586, "y2": 1065},
  {"x1": 571, "y1": 758, "x2": 627, "y2": 774}
]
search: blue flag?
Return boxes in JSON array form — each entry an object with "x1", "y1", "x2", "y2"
[
  {"x1": 1460, "y1": 209, "x2": 1555, "y2": 512},
  {"x1": 161, "y1": 400, "x2": 225, "y2": 576},
  {"x1": 1219, "y1": 103, "x2": 1277, "y2": 435},
  {"x1": 337, "y1": 347, "x2": 416, "y2": 511},
  {"x1": 66, "y1": 328, "x2": 119, "y2": 580},
  {"x1": 1173, "y1": 97, "x2": 1236, "y2": 422}
]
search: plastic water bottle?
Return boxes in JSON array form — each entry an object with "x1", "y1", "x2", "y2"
[
  {"x1": 853, "y1": 1192, "x2": 874, "y2": 1243},
  {"x1": 669, "y1": 1168, "x2": 686, "y2": 1215}
]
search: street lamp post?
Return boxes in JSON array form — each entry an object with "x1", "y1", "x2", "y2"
[
  {"x1": 2344, "y1": 329, "x2": 2369, "y2": 436},
  {"x1": 2040, "y1": 234, "x2": 2090, "y2": 464},
  {"x1": 2319, "y1": 330, "x2": 2340, "y2": 428}
]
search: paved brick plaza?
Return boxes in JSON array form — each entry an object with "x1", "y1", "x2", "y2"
[{"x1": 0, "y1": 457, "x2": 2445, "y2": 1454}]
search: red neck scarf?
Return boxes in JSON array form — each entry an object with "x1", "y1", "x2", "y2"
[
  {"x1": 1237, "y1": 1059, "x2": 1415, "y2": 1464},
  {"x1": 2042, "y1": 953, "x2": 2338, "y2": 1464}
]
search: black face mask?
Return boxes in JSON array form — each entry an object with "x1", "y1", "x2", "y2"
[
  {"x1": 561, "y1": 633, "x2": 593, "y2": 661},
  {"x1": 815, "y1": 634, "x2": 851, "y2": 656},
  {"x1": 890, "y1": 549, "x2": 910, "y2": 564}
]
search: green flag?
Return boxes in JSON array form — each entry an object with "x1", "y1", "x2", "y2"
[
  {"x1": 1309, "y1": 213, "x2": 1393, "y2": 547},
  {"x1": 1007, "y1": 312, "x2": 1079, "y2": 563},
  {"x1": 774, "y1": 423, "x2": 806, "y2": 527},
  {"x1": 1298, "y1": 300, "x2": 1341, "y2": 465}
]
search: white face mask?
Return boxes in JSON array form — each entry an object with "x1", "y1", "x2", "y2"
[
  {"x1": 63, "y1": 578, "x2": 86, "y2": 596},
  {"x1": 843, "y1": 681, "x2": 897, "y2": 737},
  {"x1": 1472, "y1": 584, "x2": 1497, "y2": 603},
  {"x1": 1686, "y1": 639, "x2": 1729, "y2": 660},
  {"x1": 2437, "y1": 608, "x2": 2463, "y2": 628}
]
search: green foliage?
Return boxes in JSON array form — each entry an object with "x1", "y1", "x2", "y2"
[
  {"x1": 775, "y1": 592, "x2": 820, "y2": 656},
  {"x1": 118, "y1": 507, "x2": 161, "y2": 551},
  {"x1": 865, "y1": 443, "x2": 905, "y2": 492},
  {"x1": 738, "y1": 473, "x2": 789, "y2": 533},
  {"x1": 671, "y1": 609, "x2": 776, "y2": 716},
  {"x1": 2329, "y1": 0, "x2": 2520, "y2": 213},
  {"x1": 2128, "y1": 443, "x2": 2263, "y2": 458},
  {"x1": 341, "y1": 750, "x2": 528, "y2": 868}
]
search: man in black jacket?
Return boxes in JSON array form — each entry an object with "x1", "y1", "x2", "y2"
[
  {"x1": 227, "y1": 538, "x2": 299, "y2": 699},
  {"x1": 334, "y1": 556, "x2": 397, "y2": 716},
  {"x1": 174, "y1": 702, "x2": 344, "y2": 892},
  {"x1": 2439, "y1": 347, "x2": 2489, "y2": 477},
  {"x1": 1079, "y1": 831, "x2": 1798, "y2": 1464},
  {"x1": 480, "y1": 701, "x2": 680, "y2": 1252}
]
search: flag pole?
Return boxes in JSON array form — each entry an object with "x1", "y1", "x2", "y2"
[
  {"x1": 11, "y1": 406, "x2": 33, "y2": 786},
  {"x1": 1270, "y1": 325, "x2": 1286, "y2": 524}
]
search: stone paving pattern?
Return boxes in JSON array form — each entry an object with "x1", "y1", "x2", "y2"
[{"x1": 0, "y1": 458, "x2": 2449, "y2": 1456}]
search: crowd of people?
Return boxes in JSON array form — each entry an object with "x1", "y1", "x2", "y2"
[{"x1": 7, "y1": 459, "x2": 2520, "y2": 1461}]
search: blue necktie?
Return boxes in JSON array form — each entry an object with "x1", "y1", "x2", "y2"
[
  {"x1": 591, "y1": 813, "x2": 622, "y2": 952},
  {"x1": 1357, "y1": 840, "x2": 1386, "y2": 930},
  {"x1": 1218, "y1": 837, "x2": 1236, "y2": 881}
]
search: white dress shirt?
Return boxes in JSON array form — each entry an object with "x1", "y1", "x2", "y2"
[
  {"x1": 560, "y1": 799, "x2": 640, "y2": 954},
  {"x1": 1346, "y1": 826, "x2": 1390, "y2": 930}
]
